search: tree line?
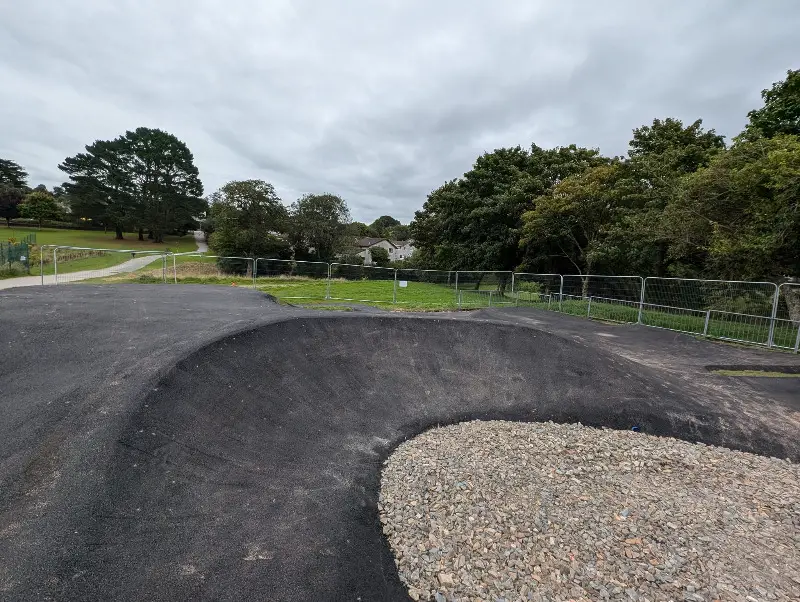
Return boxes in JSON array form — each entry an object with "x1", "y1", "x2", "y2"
[
  {"x1": 410, "y1": 69, "x2": 800, "y2": 287},
  {"x1": 2, "y1": 129, "x2": 414, "y2": 263},
  {"x1": 3, "y1": 68, "x2": 796, "y2": 282}
]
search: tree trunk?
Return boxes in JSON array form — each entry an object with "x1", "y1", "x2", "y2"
[
  {"x1": 582, "y1": 261, "x2": 593, "y2": 299},
  {"x1": 138, "y1": 228, "x2": 144, "y2": 241},
  {"x1": 115, "y1": 225, "x2": 124, "y2": 240},
  {"x1": 784, "y1": 282, "x2": 800, "y2": 324},
  {"x1": 656, "y1": 242, "x2": 667, "y2": 277},
  {"x1": 147, "y1": 230, "x2": 154, "y2": 240},
  {"x1": 153, "y1": 231, "x2": 164, "y2": 243}
]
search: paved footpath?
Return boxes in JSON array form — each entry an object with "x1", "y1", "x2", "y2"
[{"x1": 0, "y1": 231, "x2": 204, "y2": 290}]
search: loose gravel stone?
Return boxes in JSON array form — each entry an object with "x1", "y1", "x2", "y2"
[{"x1": 379, "y1": 420, "x2": 800, "y2": 602}]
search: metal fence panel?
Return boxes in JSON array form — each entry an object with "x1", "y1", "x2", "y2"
[
  {"x1": 328, "y1": 263, "x2": 396, "y2": 303},
  {"x1": 34, "y1": 242, "x2": 800, "y2": 354},
  {"x1": 253, "y1": 258, "x2": 330, "y2": 301},
  {"x1": 254, "y1": 258, "x2": 329, "y2": 279},
  {"x1": 169, "y1": 254, "x2": 254, "y2": 285},
  {"x1": 643, "y1": 277, "x2": 779, "y2": 347},
  {"x1": 455, "y1": 271, "x2": 514, "y2": 306},
  {"x1": 0, "y1": 240, "x2": 31, "y2": 275},
  {"x1": 640, "y1": 303, "x2": 709, "y2": 336},
  {"x1": 53, "y1": 246, "x2": 167, "y2": 284},
  {"x1": 773, "y1": 283, "x2": 800, "y2": 351},
  {"x1": 394, "y1": 269, "x2": 457, "y2": 308},
  {"x1": 558, "y1": 275, "x2": 643, "y2": 322},
  {"x1": 512, "y1": 273, "x2": 562, "y2": 309}
]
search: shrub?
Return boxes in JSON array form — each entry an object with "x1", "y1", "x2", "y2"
[{"x1": 0, "y1": 261, "x2": 28, "y2": 279}]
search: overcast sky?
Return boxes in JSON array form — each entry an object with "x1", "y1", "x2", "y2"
[{"x1": 1, "y1": 1, "x2": 798, "y2": 223}]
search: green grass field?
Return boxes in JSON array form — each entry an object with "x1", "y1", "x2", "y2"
[{"x1": 1, "y1": 227, "x2": 198, "y2": 275}]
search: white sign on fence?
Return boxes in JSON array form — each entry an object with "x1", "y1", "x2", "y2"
[{"x1": 399, "y1": 280, "x2": 408, "y2": 288}]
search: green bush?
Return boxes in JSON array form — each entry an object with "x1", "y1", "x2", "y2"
[
  {"x1": 515, "y1": 281, "x2": 542, "y2": 294},
  {"x1": 0, "y1": 261, "x2": 28, "y2": 279}
]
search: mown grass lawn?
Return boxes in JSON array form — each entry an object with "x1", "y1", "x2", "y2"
[
  {"x1": 4, "y1": 226, "x2": 197, "y2": 251},
  {"x1": 0, "y1": 227, "x2": 199, "y2": 275}
]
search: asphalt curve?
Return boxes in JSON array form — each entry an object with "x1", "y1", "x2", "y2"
[{"x1": 1, "y1": 285, "x2": 798, "y2": 601}]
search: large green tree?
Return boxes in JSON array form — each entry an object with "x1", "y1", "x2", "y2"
[
  {"x1": 19, "y1": 190, "x2": 60, "y2": 228},
  {"x1": 289, "y1": 193, "x2": 351, "y2": 261},
  {"x1": 609, "y1": 118, "x2": 725, "y2": 276},
  {"x1": 0, "y1": 187, "x2": 25, "y2": 227},
  {"x1": 413, "y1": 144, "x2": 608, "y2": 271},
  {"x1": 0, "y1": 159, "x2": 28, "y2": 189},
  {"x1": 208, "y1": 180, "x2": 290, "y2": 266},
  {"x1": 369, "y1": 215, "x2": 400, "y2": 237},
  {"x1": 664, "y1": 135, "x2": 800, "y2": 280},
  {"x1": 60, "y1": 128, "x2": 205, "y2": 241},
  {"x1": 60, "y1": 139, "x2": 133, "y2": 237},
  {"x1": 520, "y1": 162, "x2": 625, "y2": 286},
  {"x1": 0, "y1": 159, "x2": 29, "y2": 227},
  {"x1": 742, "y1": 69, "x2": 800, "y2": 140}
]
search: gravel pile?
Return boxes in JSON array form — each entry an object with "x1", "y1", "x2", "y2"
[{"x1": 379, "y1": 421, "x2": 800, "y2": 602}]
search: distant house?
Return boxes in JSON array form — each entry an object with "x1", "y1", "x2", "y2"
[{"x1": 354, "y1": 237, "x2": 416, "y2": 264}]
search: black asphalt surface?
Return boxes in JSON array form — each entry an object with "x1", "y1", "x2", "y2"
[{"x1": 1, "y1": 285, "x2": 798, "y2": 601}]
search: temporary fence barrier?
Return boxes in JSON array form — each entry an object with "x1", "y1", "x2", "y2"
[
  {"x1": 252, "y1": 258, "x2": 330, "y2": 301},
  {"x1": 394, "y1": 269, "x2": 457, "y2": 308},
  {"x1": 328, "y1": 263, "x2": 397, "y2": 303},
  {"x1": 0, "y1": 239, "x2": 32, "y2": 275},
  {"x1": 557, "y1": 275, "x2": 643, "y2": 323},
  {"x1": 642, "y1": 278, "x2": 779, "y2": 347},
  {"x1": 169, "y1": 254, "x2": 254, "y2": 285},
  {"x1": 51, "y1": 246, "x2": 168, "y2": 284},
  {"x1": 511, "y1": 273, "x2": 563, "y2": 309},
  {"x1": 33, "y1": 245, "x2": 800, "y2": 353},
  {"x1": 454, "y1": 271, "x2": 514, "y2": 307},
  {"x1": 772, "y1": 283, "x2": 800, "y2": 351}
]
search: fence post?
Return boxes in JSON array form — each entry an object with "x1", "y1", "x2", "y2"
[
  {"x1": 703, "y1": 310, "x2": 711, "y2": 337},
  {"x1": 253, "y1": 258, "x2": 259, "y2": 289},
  {"x1": 488, "y1": 291, "x2": 492, "y2": 307},
  {"x1": 587, "y1": 296, "x2": 592, "y2": 317},
  {"x1": 172, "y1": 253, "x2": 177, "y2": 284},
  {"x1": 40, "y1": 245, "x2": 45, "y2": 285},
  {"x1": 511, "y1": 272, "x2": 515, "y2": 306},
  {"x1": 325, "y1": 263, "x2": 331, "y2": 299},
  {"x1": 53, "y1": 248, "x2": 58, "y2": 285},
  {"x1": 558, "y1": 275, "x2": 564, "y2": 311},
  {"x1": 794, "y1": 323, "x2": 800, "y2": 354},
  {"x1": 767, "y1": 283, "x2": 780, "y2": 348},
  {"x1": 392, "y1": 269, "x2": 397, "y2": 304},
  {"x1": 161, "y1": 254, "x2": 166, "y2": 283},
  {"x1": 638, "y1": 277, "x2": 646, "y2": 324},
  {"x1": 454, "y1": 271, "x2": 459, "y2": 305}
]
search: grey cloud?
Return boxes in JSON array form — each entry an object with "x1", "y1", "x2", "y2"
[{"x1": 1, "y1": 0, "x2": 798, "y2": 223}]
